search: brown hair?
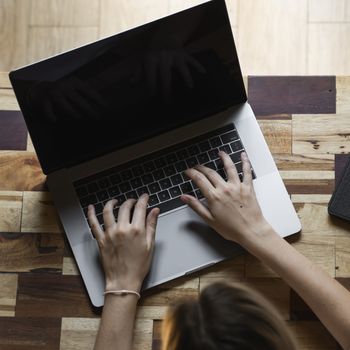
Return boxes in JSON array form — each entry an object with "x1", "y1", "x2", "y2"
[{"x1": 162, "y1": 282, "x2": 296, "y2": 350}]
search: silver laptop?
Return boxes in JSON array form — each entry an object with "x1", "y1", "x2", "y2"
[{"x1": 9, "y1": 0, "x2": 301, "y2": 307}]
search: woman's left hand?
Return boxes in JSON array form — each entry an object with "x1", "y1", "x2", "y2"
[{"x1": 88, "y1": 194, "x2": 160, "y2": 292}]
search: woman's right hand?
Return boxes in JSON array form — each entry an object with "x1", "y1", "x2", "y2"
[{"x1": 181, "y1": 151, "x2": 275, "y2": 246}]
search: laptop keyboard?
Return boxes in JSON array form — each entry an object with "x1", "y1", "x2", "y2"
[{"x1": 73, "y1": 124, "x2": 256, "y2": 229}]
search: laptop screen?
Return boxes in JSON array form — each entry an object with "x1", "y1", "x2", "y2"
[{"x1": 10, "y1": 0, "x2": 246, "y2": 174}]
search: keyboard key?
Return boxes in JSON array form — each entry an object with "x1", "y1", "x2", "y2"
[
  {"x1": 148, "y1": 194, "x2": 159, "y2": 206},
  {"x1": 126, "y1": 190, "x2": 138, "y2": 199},
  {"x1": 156, "y1": 197, "x2": 185, "y2": 213},
  {"x1": 235, "y1": 162, "x2": 243, "y2": 174},
  {"x1": 158, "y1": 190, "x2": 171, "y2": 202},
  {"x1": 141, "y1": 173, "x2": 154, "y2": 185},
  {"x1": 120, "y1": 181, "x2": 132, "y2": 193},
  {"x1": 239, "y1": 173, "x2": 243, "y2": 182},
  {"x1": 215, "y1": 158, "x2": 224, "y2": 169},
  {"x1": 197, "y1": 153, "x2": 209, "y2": 164},
  {"x1": 97, "y1": 190, "x2": 109, "y2": 202},
  {"x1": 175, "y1": 161, "x2": 187, "y2": 172},
  {"x1": 137, "y1": 186, "x2": 149, "y2": 196},
  {"x1": 96, "y1": 214, "x2": 104, "y2": 225},
  {"x1": 93, "y1": 202, "x2": 104, "y2": 215},
  {"x1": 219, "y1": 144, "x2": 231, "y2": 154},
  {"x1": 132, "y1": 165, "x2": 144, "y2": 177},
  {"x1": 186, "y1": 157, "x2": 198, "y2": 168},
  {"x1": 110, "y1": 173, "x2": 122, "y2": 185},
  {"x1": 121, "y1": 169, "x2": 132, "y2": 181},
  {"x1": 108, "y1": 186, "x2": 120, "y2": 197},
  {"x1": 187, "y1": 144, "x2": 200, "y2": 156},
  {"x1": 209, "y1": 136, "x2": 222, "y2": 147},
  {"x1": 148, "y1": 182, "x2": 161, "y2": 194},
  {"x1": 169, "y1": 186, "x2": 181, "y2": 198},
  {"x1": 221, "y1": 130, "x2": 238, "y2": 144},
  {"x1": 204, "y1": 161, "x2": 216, "y2": 170},
  {"x1": 87, "y1": 183, "x2": 99, "y2": 193},
  {"x1": 195, "y1": 189, "x2": 204, "y2": 199},
  {"x1": 182, "y1": 172, "x2": 190, "y2": 182},
  {"x1": 116, "y1": 194, "x2": 126, "y2": 205},
  {"x1": 230, "y1": 140, "x2": 243, "y2": 153},
  {"x1": 177, "y1": 149, "x2": 189, "y2": 160},
  {"x1": 98, "y1": 178, "x2": 110, "y2": 189},
  {"x1": 155, "y1": 157, "x2": 166, "y2": 169},
  {"x1": 199, "y1": 140, "x2": 210, "y2": 152},
  {"x1": 164, "y1": 165, "x2": 176, "y2": 177},
  {"x1": 76, "y1": 186, "x2": 88, "y2": 198},
  {"x1": 208, "y1": 148, "x2": 219, "y2": 160},
  {"x1": 170, "y1": 174, "x2": 183, "y2": 186},
  {"x1": 230, "y1": 151, "x2": 243, "y2": 164},
  {"x1": 160, "y1": 178, "x2": 172, "y2": 190},
  {"x1": 166, "y1": 153, "x2": 177, "y2": 164},
  {"x1": 153, "y1": 169, "x2": 165, "y2": 181},
  {"x1": 80, "y1": 194, "x2": 98, "y2": 207},
  {"x1": 143, "y1": 161, "x2": 155, "y2": 173},
  {"x1": 130, "y1": 177, "x2": 142, "y2": 189},
  {"x1": 181, "y1": 182, "x2": 193, "y2": 194}
]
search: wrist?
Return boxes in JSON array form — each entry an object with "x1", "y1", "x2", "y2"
[{"x1": 105, "y1": 279, "x2": 142, "y2": 293}]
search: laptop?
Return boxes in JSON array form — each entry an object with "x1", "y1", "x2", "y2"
[{"x1": 9, "y1": 0, "x2": 301, "y2": 307}]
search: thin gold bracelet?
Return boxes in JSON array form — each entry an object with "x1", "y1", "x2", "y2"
[{"x1": 103, "y1": 290, "x2": 141, "y2": 299}]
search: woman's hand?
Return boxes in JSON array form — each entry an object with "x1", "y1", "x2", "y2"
[
  {"x1": 181, "y1": 151, "x2": 273, "y2": 246},
  {"x1": 87, "y1": 194, "x2": 160, "y2": 292}
]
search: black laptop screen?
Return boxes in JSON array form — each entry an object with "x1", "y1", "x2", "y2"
[{"x1": 10, "y1": 0, "x2": 246, "y2": 174}]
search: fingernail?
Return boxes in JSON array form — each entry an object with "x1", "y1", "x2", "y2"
[{"x1": 181, "y1": 195, "x2": 190, "y2": 203}]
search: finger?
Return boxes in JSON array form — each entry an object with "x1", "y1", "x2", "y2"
[
  {"x1": 87, "y1": 204, "x2": 104, "y2": 241},
  {"x1": 146, "y1": 207, "x2": 160, "y2": 246},
  {"x1": 242, "y1": 152, "x2": 253, "y2": 185},
  {"x1": 219, "y1": 151, "x2": 240, "y2": 183},
  {"x1": 181, "y1": 194, "x2": 214, "y2": 223},
  {"x1": 185, "y1": 168, "x2": 213, "y2": 198},
  {"x1": 131, "y1": 194, "x2": 149, "y2": 227},
  {"x1": 117, "y1": 198, "x2": 137, "y2": 224},
  {"x1": 103, "y1": 199, "x2": 118, "y2": 228},
  {"x1": 195, "y1": 164, "x2": 224, "y2": 187}
]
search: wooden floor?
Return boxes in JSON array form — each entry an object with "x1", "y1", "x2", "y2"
[
  {"x1": 1, "y1": 0, "x2": 350, "y2": 75},
  {"x1": 1, "y1": 1, "x2": 350, "y2": 350}
]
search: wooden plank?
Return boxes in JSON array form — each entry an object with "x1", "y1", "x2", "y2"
[
  {"x1": 258, "y1": 120, "x2": 292, "y2": 154},
  {"x1": 28, "y1": 27, "x2": 98, "y2": 64},
  {"x1": 0, "y1": 317, "x2": 61, "y2": 350},
  {"x1": 0, "y1": 152, "x2": 46, "y2": 191},
  {"x1": 0, "y1": 88, "x2": 20, "y2": 110},
  {"x1": 274, "y1": 154, "x2": 334, "y2": 171},
  {"x1": 248, "y1": 76, "x2": 335, "y2": 115},
  {"x1": 0, "y1": 0, "x2": 30, "y2": 71},
  {"x1": 335, "y1": 236, "x2": 350, "y2": 277},
  {"x1": 0, "y1": 72, "x2": 11, "y2": 88},
  {"x1": 0, "y1": 191, "x2": 23, "y2": 232},
  {"x1": 60, "y1": 317, "x2": 152, "y2": 350},
  {"x1": 30, "y1": 0, "x2": 99, "y2": 26},
  {"x1": 0, "y1": 232, "x2": 64, "y2": 273},
  {"x1": 308, "y1": 0, "x2": 347, "y2": 22},
  {"x1": 0, "y1": 111, "x2": 27, "y2": 150},
  {"x1": 62, "y1": 257, "x2": 80, "y2": 275},
  {"x1": 284, "y1": 179, "x2": 334, "y2": 195},
  {"x1": 152, "y1": 320, "x2": 162, "y2": 350},
  {"x1": 287, "y1": 321, "x2": 338, "y2": 349},
  {"x1": 336, "y1": 76, "x2": 350, "y2": 115},
  {"x1": 21, "y1": 192, "x2": 62, "y2": 233},
  {"x1": 335, "y1": 154, "x2": 350, "y2": 187},
  {"x1": 0, "y1": 274, "x2": 17, "y2": 317},
  {"x1": 16, "y1": 273, "x2": 99, "y2": 318},
  {"x1": 291, "y1": 194, "x2": 331, "y2": 203},
  {"x1": 293, "y1": 114, "x2": 350, "y2": 154}
]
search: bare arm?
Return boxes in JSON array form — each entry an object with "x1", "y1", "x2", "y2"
[
  {"x1": 182, "y1": 151, "x2": 350, "y2": 349},
  {"x1": 88, "y1": 195, "x2": 159, "y2": 350}
]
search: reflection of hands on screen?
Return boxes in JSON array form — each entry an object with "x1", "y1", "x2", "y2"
[
  {"x1": 132, "y1": 49, "x2": 206, "y2": 100},
  {"x1": 28, "y1": 76, "x2": 109, "y2": 123}
]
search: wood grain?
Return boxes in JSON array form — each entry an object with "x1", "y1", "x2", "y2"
[
  {"x1": 0, "y1": 232, "x2": 64, "y2": 273},
  {"x1": 248, "y1": 76, "x2": 336, "y2": 115},
  {"x1": 0, "y1": 191, "x2": 23, "y2": 232},
  {"x1": 335, "y1": 236, "x2": 350, "y2": 278},
  {"x1": 0, "y1": 273, "x2": 17, "y2": 317},
  {"x1": 0, "y1": 111, "x2": 27, "y2": 150},
  {"x1": 0, "y1": 152, "x2": 46, "y2": 191},
  {"x1": 21, "y1": 192, "x2": 62, "y2": 233}
]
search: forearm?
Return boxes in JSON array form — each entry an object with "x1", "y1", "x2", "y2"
[
  {"x1": 242, "y1": 229, "x2": 350, "y2": 349},
  {"x1": 94, "y1": 295, "x2": 138, "y2": 350}
]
